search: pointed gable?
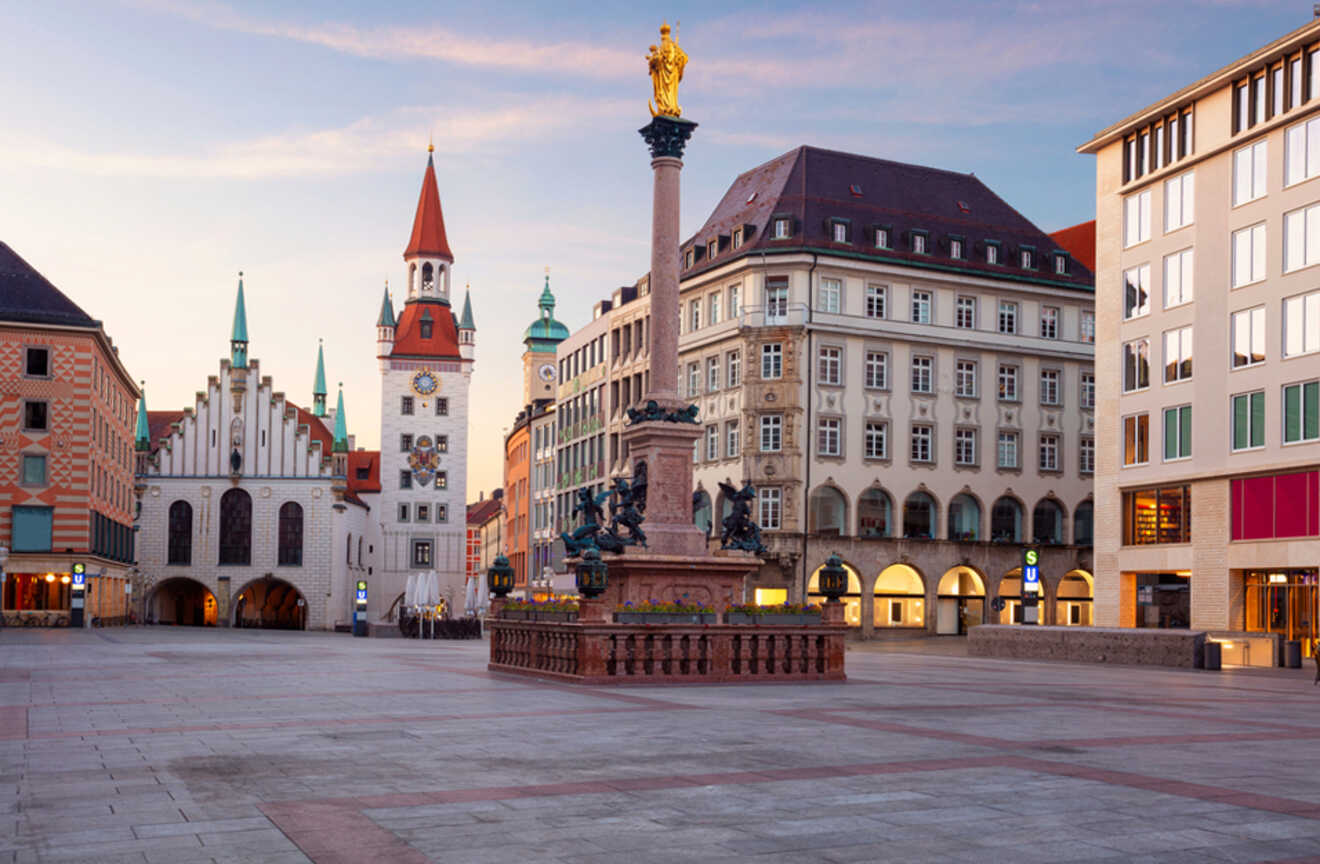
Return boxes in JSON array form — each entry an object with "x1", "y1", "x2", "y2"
[{"x1": 404, "y1": 153, "x2": 454, "y2": 261}]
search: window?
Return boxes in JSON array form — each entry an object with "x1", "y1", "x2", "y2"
[
  {"x1": 875, "y1": 227, "x2": 890, "y2": 248},
  {"x1": 912, "y1": 231, "x2": 928, "y2": 254},
  {"x1": 865, "y1": 284, "x2": 887, "y2": 319},
  {"x1": 1040, "y1": 306, "x2": 1059, "y2": 339},
  {"x1": 401, "y1": 396, "x2": 414, "y2": 415},
  {"x1": 911, "y1": 290, "x2": 931, "y2": 324},
  {"x1": 1275, "y1": 64, "x2": 1285, "y2": 116},
  {"x1": 1285, "y1": 204, "x2": 1320, "y2": 273},
  {"x1": 761, "y1": 343, "x2": 782, "y2": 379},
  {"x1": 1123, "y1": 413, "x2": 1150, "y2": 466},
  {"x1": 1285, "y1": 115, "x2": 1320, "y2": 186},
  {"x1": 1081, "y1": 371, "x2": 1096, "y2": 409},
  {"x1": 818, "y1": 346, "x2": 842, "y2": 385},
  {"x1": 1123, "y1": 486, "x2": 1191, "y2": 545},
  {"x1": 416, "y1": 504, "x2": 430, "y2": 522},
  {"x1": 950, "y1": 238, "x2": 964, "y2": 259},
  {"x1": 1124, "y1": 189, "x2": 1152, "y2": 247},
  {"x1": 1164, "y1": 405, "x2": 1192, "y2": 461},
  {"x1": 911, "y1": 355, "x2": 933, "y2": 394},
  {"x1": 684, "y1": 249, "x2": 694, "y2": 270},
  {"x1": 1123, "y1": 264, "x2": 1151, "y2": 319},
  {"x1": 22, "y1": 401, "x2": 47, "y2": 431},
  {"x1": 1155, "y1": 124, "x2": 1166, "y2": 171},
  {"x1": 436, "y1": 504, "x2": 448, "y2": 523},
  {"x1": 865, "y1": 421, "x2": 887, "y2": 459},
  {"x1": 398, "y1": 504, "x2": 409, "y2": 522},
  {"x1": 278, "y1": 502, "x2": 303, "y2": 566},
  {"x1": 759, "y1": 414, "x2": 782, "y2": 452},
  {"x1": 419, "y1": 317, "x2": 433, "y2": 339},
  {"x1": 772, "y1": 218, "x2": 790, "y2": 239},
  {"x1": 864, "y1": 351, "x2": 888, "y2": 389},
  {"x1": 1040, "y1": 369, "x2": 1060, "y2": 405},
  {"x1": 21, "y1": 454, "x2": 45, "y2": 485},
  {"x1": 12, "y1": 505, "x2": 52, "y2": 552},
  {"x1": 1234, "y1": 141, "x2": 1268, "y2": 205},
  {"x1": 1020, "y1": 247, "x2": 1034, "y2": 269},
  {"x1": 435, "y1": 470, "x2": 447, "y2": 490},
  {"x1": 727, "y1": 350, "x2": 741, "y2": 387},
  {"x1": 1164, "y1": 249, "x2": 1194, "y2": 308},
  {"x1": 167, "y1": 500, "x2": 192, "y2": 565},
  {"x1": 910, "y1": 424, "x2": 932, "y2": 462},
  {"x1": 726, "y1": 420, "x2": 740, "y2": 458},
  {"x1": 817, "y1": 417, "x2": 841, "y2": 456},
  {"x1": 707, "y1": 356, "x2": 720, "y2": 392},
  {"x1": 765, "y1": 278, "x2": 788, "y2": 323},
  {"x1": 1080, "y1": 437, "x2": 1095, "y2": 474},
  {"x1": 758, "y1": 487, "x2": 782, "y2": 530},
  {"x1": 687, "y1": 361, "x2": 701, "y2": 397},
  {"x1": 831, "y1": 222, "x2": 847, "y2": 243},
  {"x1": 1294, "y1": 56, "x2": 1306, "y2": 109},
  {"x1": 997, "y1": 364, "x2": 1019, "y2": 401},
  {"x1": 1039, "y1": 434, "x2": 1059, "y2": 472},
  {"x1": 24, "y1": 347, "x2": 48, "y2": 377},
  {"x1": 997, "y1": 301, "x2": 1018, "y2": 334},
  {"x1": 1164, "y1": 173, "x2": 1195, "y2": 232},
  {"x1": 400, "y1": 470, "x2": 413, "y2": 489},
  {"x1": 435, "y1": 435, "x2": 449, "y2": 453},
  {"x1": 955, "y1": 359, "x2": 977, "y2": 398},
  {"x1": 954, "y1": 427, "x2": 977, "y2": 465},
  {"x1": 412, "y1": 540, "x2": 433, "y2": 568},
  {"x1": 1164, "y1": 326, "x2": 1193, "y2": 383},
  {"x1": 727, "y1": 283, "x2": 740, "y2": 319},
  {"x1": 1283, "y1": 290, "x2": 1320, "y2": 358},
  {"x1": 1233, "y1": 223, "x2": 1268, "y2": 287},
  {"x1": 708, "y1": 293, "x2": 721, "y2": 326},
  {"x1": 1284, "y1": 380, "x2": 1320, "y2": 443},
  {"x1": 1123, "y1": 338, "x2": 1150, "y2": 392},
  {"x1": 435, "y1": 398, "x2": 448, "y2": 416},
  {"x1": 401, "y1": 433, "x2": 413, "y2": 452},
  {"x1": 1232, "y1": 307, "x2": 1267, "y2": 368},
  {"x1": 955, "y1": 296, "x2": 976, "y2": 329},
  {"x1": 731, "y1": 227, "x2": 743, "y2": 250},
  {"x1": 1054, "y1": 253, "x2": 1069, "y2": 275},
  {"x1": 218, "y1": 488, "x2": 252, "y2": 565},
  {"x1": 986, "y1": 242, "x2": 1000, "y2": 265},
  {"x1": 689, "y1": 299, "x2": 701, "y2": 332},
  {"x1": 997, "y1": 431, "x2": 1019, "y2": 469},
  {"x1": 707, "y1": 239, "x2": 717, "y2": 259},
  {"x1": 1254, "y1": 73, "x2": 1267, "y2": 125},
  {"x1": 705, "y1": 424, "x2": 718, "y2": 461},
  {"x1": 1232, "y1": 391, "x2": 1266, "y2": 451}
]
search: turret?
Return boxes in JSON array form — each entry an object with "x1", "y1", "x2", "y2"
[
  {"x1": 134, "y1": 381, "x2": 151, "y2": 477},
  {"x1": 376, "y1": 282, "x2": 396, "y2": 368},
  {"x1": 312, "y1": 339, "x2": 327, "y2": 417},
  {"x1": 458, "y1": 285, "x2": 475, "y2": 361},
  {"x1": 403, "y1": 144, "x2": 455, "y2": 303},
  {"x1": 331, "y1": 383, "x2": 349, "y2": 504},
  {"x1": 229, "y1": 272, "x2": 249, "y2": 412}
]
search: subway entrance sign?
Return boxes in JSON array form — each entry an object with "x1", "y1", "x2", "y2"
[
  {"x1": 1022, "y1": 549, "x2": 1040, "y2": 624},
  {"x1": 353, "y1": 580, "x2": 368, "y2": 637},
  {"x1": 70, "y1": 563, "x2": 86, "y2": 628}
]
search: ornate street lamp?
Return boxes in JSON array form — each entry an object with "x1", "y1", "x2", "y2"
[
  {"x1": 818, "y1": 554, "x2": 848, "y2": 602},
  {"x1": 575, "y1": 548, "x2": 608, "y2": 598},
  {"x1": 487, "y1": 554, "x2": 515, "y2": 599}
]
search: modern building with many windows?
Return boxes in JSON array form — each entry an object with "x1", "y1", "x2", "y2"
[
  {"x1": 1082, "y1": 19, "x2": 1320, "y2": 662},
  {"x1": 677, "y1": 146, "x2": 1096, "y2": 636}
]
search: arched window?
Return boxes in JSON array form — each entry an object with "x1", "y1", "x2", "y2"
[
  {"x1": 947, "y1": 493, "x2": 981, "y2": 541},
  {"x1": 218, "y1": 489, "x2": 252, "y2": 565},
  {"x1": 903, "y1": 491, "x2": 936, "y2": 539},
  {"x1": 991, "y1": 496, "x2": 1023, "y2": 543},
  {"x1": 874, "y1": 565, "x2": 925, "y2": 628},
  {"x1": 1033, "y1": 498, "x2": 1064, "y2": 544},
  {"x1": 421, "y1": 262, "x2": 434, "y2": 293},
  {"x1": 693, "y1": 489, "x2": 712, "y2": 536},
  {"x1": 277, "y1": 502, "x2": 302, "y2": 566},
  {"x1": 346, "y1": 533, "x2": 353, "y2": 565},
  {"x1": 858, "y1": 488, "x2": 891, "y2": 537},
  {"x1": 1074, "y1": 501, "x2": 1094, "y2": 546},
  {"x1": 357, "y1": 536, "x2": 364, "y2": 567},
  {"x1": 808, "y1": 486, "x2": 847, "y2": 535},
  {"x1": 167, "y1": 501, "x2": 192, "y2": 565}
]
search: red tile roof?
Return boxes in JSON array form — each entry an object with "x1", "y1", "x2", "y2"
[
  {"x1": 294, "y1": 406, "x2": 333, "y2": 456},
  {"x1": 404, "y1": 154, "x2": 453, "y2": 261},
  {"x1": 145, "y1": 410, "x2": 186, "y2": 454},
  {"x1": 1049, "y1": 220, "x2": 1096, "y2": 271},
  {"x1": 390, "y1": 300, "x2": 462, "y2": 359},
  {"x1": 467, "y1": 495, "x2": 502, "y2": 526},
  {"x1": 347, "y1": 450, "x2": 381, "y2": 494}
]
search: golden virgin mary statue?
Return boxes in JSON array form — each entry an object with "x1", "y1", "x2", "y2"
[{"x1": 647, "y1": 22, "x2": 687, "y2": 118}]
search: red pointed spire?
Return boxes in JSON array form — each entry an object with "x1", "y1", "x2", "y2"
[{"x1": 404, "y1": 149, "x2": 453, "y2": 261}]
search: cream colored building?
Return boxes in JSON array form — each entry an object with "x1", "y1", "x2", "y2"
[{"x1": 1081, "y1": 21, "x2": 1320, "y2": 659}]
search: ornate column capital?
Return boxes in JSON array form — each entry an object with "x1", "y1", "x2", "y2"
[{"x1": 639, "y1": 115, "x2": 698, "y2": 160}]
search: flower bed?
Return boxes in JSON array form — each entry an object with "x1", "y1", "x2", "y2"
[
  {"x1": 499, "y1": 599, "x2": 579, "y2": 623},
  {"x1": 724, "y1": 602, "x2": 822, "y2": 626},
  {"x1": 614, "y1": 599, "x2": 716, "y2": 626}
]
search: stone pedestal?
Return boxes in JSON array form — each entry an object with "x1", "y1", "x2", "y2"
[
  {"x1": 622, "y1": 417, "x2": 705, "y2": 558},
  {"x1": 602, "y1": 552, "x2": 757, "y2": 611}
]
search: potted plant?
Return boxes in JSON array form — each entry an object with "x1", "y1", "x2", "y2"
[
  {"x1": 500, "y1": 598, "x2": 580, "y2": 622},
  {"x1": 614, "y1": 598, "x2": 716, "y2": 625},
  {"x1": 725, "y1": 602, "x2": 823, "y2": 626}
]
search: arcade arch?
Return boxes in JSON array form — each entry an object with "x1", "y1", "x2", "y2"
[
  {"x1": 936, "y1": 566, "x2": 985, "y2": 635},
  {"x1": 148, "y1": 577, "x2": 216, "y2": 627},
  {"x1": 1057, "y1": 570, "x2": 1094, "y2": 626},
  {"x1": 874, "y1": 564, "x2": 925, "y2": 629},
  {"x1": 232, "y1": 577, "x2": 306, "y2": 630},
  {"x1": 808, "y1": 560, "x2": 862, "y2": 627}
]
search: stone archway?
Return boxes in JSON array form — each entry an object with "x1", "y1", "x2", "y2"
[
  {"x1": 232, "y1": 577, "x2": 306, "y2": 630},
  {"x1": 873, "y1": 564, "x2": 926, "y2": 631},
  {"x1": 148, "y1": 577, "x2": 217, "y2": 627},
  {"x1": 808, "y1": 560, "x2": 863, "y2": 628},
  {"x1": 936, "y1": 566, "x2": 985, "y2": 635},
  {"x1": 1057, "y1": 570, "x2": 1094, "y2": 626}
]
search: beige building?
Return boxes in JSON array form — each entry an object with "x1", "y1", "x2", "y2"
[
  {"x1": 678, "y1": 146, "x2": 1096, "y2": 636},
  {"x1": 1081, "y1": 20, "x2": 1320, "y2": 660}
]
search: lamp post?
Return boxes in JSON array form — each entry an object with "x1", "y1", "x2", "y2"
[
  {"x1": 817, "y1": 554, "x2": 849, "y2": 626},
  {"x1": 487, "y1": 554, "x2": 514, "y2": 619}
]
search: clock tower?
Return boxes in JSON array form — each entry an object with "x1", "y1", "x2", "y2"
[{"x1": 521, "y1": 271, "x2": 569, "y2": 404}]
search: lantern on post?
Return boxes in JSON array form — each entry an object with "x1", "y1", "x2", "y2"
[
  {"x1": 817, "y1": 554, "x2": 848, "y2": 602},
  {"x1": 575, "y1": 548, "x2": 608, "y2": 598},
  {"x1": 487, "y1": 554, "x2": 515, "y2": 598}
]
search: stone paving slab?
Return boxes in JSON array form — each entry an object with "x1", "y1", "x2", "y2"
[{"x1": 6, "y1": 627, "x2": 1320, "y2": 862}]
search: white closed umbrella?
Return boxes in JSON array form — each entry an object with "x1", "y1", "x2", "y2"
[
  {"x1": 404, "y1": 572, "x2": 418, "y2": 609},
  {"x1": 464, "y1": 573, "x2": 478, "y2": 617}
]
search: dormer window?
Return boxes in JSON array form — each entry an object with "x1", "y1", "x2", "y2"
[
  {"x1": 849, "y1": 184, "x2": 863, "y2": 197},
  {"x1": 773, "y1": 217, "x2": 791, "y2": 239},
  {"x1": 685, "y1": 249, "x2": 695, "y2": 268},
  {"x1": 986, "y1": 241, "x2": 1001, "y2": 265},
  {"x1": 1054, "y1": 253, "x2": 1069, "y2": 275},
  {"x1": 911, "y1": 230, "x2": 929, "y2": 255},
  {"x1": 949, "y1": 237, "x2": 964, "y2": 259},
  {"x1": 420, "y1": 316, "x2": 433, "y2": 339},
  {"x1": 875, "y1": 226, "x2": 890, "y2": 249},
  {"x1": 1019, "y1": 246, "x2": 1035, "y2": 270},
  {"x1": 732, "y1": 227, "x2": 743, "y2": 249},
  {"x1": 830, "y1": 219, "x2": 850, "y2": 243},
  {"x1": 707, "y1": 239, "x2": 717, "y2": 259}
]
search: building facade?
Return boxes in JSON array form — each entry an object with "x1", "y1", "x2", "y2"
[
  {"x1": 1081, "y1": 20, "x2": 1320, "y2": 661},
  {"x1": 0, "y1": 242, "x2": 138, "y2": 625},
  {"x1": 677, "y1": 146, "x2": 1097, "y2": 636}
]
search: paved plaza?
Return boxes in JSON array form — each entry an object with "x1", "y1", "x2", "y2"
[{"x1": 4, "y1": 629, "x2": 1320, "y2": 863}]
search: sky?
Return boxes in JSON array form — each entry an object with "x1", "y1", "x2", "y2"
[{"x1": 0, "y1": 0, "x2": 1310, "y2": 496}]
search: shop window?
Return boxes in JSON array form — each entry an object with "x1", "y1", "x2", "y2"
[
  {"x1": 1231, "y1": 470, "x2": 1320, "y2": 540},
  {"x1": 1122, "y1": 486, "x2": 1191, "y2": 545}
]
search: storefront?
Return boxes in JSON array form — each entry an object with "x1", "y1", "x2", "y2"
[
  {"x1": 1134, "y1": 572, "x2": 1190, "y2": 629},
  {"x1": 1244, "y1": 568, "x2": 1319, "y2": 657},
  {"x1": 2, "y1": 571, "x2": 72, "y2": 625}
]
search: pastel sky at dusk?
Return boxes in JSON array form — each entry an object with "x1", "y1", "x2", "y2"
[{"x1": 0, "y1": 0, "x2": 1308, "y2": 496}]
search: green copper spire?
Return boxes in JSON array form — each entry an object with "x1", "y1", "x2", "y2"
[
  {"x1": 522, "y1": 269, "x2": 569, "y2": 349},
  {"x1": 312, "y1": 340, "x2": 327, "y2": 416},
  {"x1": 459, "y1": 287, "x2": 475, "y2": 330},
  {"x1": 134, "y1": 382, "x2": 150, "y2": 452},
  {"x1": 332, "y1": 383, "x2": 349, "y2": 453},
  {"x1": 376, "y1": 282, "x2": 396, "y2": 327},
  {"x1": 538, "y1": 272, "x2": 555, "y2": 311},
  {"x1": 230, "y1": 271, "x2": 249, "y2": 368}
]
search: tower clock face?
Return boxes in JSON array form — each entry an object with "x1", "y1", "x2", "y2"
[
  {"x1": 412, "y1": 369, "x2": 439, "y2": 395},
  {"x1": 537, "y1": 363, "x2": 556, "y2": 383}
]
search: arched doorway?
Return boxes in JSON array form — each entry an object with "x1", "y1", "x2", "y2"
[
  {"x1": 947, "y1": 493, "x2": 981, "y2": 541},
  {"x1": 997, "y1": 569, "x2": 1041, "y2": 624},
  {"x1": 232, "y1": 577, "x2": 306, "y2": 630},
  {"x1": 1057, "y1": 570, "x2": 1094, "y2": 626},
  {"x1": 148, "y1": 577, "x2": 217, "y2": 626},
  {"x1": 874, "y1": 564, "x2": 925, "y2": 629},
  {"x1": 936, "y1": 566, "x2": 985, "y2": 635},
  {"x1": 808, "y1": 560, "x2": 862, "y2": 627},
  {"x1": 808, "y1": 485, "x2": 848, "y2": 535}
]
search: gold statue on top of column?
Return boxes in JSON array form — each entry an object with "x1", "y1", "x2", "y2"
[{"x1": 647, "y1": 22, "x2": 687, "y2": 118}]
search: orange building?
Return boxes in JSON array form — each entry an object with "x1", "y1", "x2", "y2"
[
  {"x1": 503, "y1": 421, "x2": 530, "y2": 592},
  {"x1": 0, "y1": 242, "x2": 138, "y2": 625}
]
